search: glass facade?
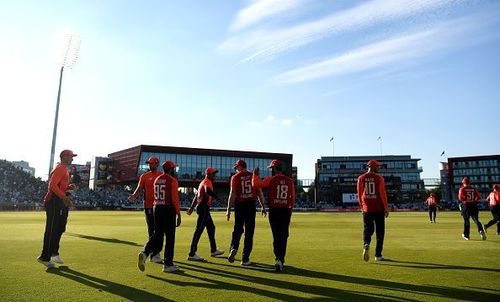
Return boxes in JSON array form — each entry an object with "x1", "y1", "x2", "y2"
[{"x1": 138, "y1": 151, "x2": 273, "y2": 181}]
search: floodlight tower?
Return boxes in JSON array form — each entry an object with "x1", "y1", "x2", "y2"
[{"x1": 48, "y1": 33, "x2": 81, "y2": 176}]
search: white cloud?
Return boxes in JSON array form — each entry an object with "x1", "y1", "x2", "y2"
[
  {"x1": 230, "y1": 0, "x2": 306, "y2": 32},
  {"x1": 249, "y1": 114, "x2": 300, "y2": 128},
  {"x1": 273, "y1": 13, "x2": 500, "y2": 84},
  {"x1": 221, "y1": 0, "x2": 458, "y2": 62}
]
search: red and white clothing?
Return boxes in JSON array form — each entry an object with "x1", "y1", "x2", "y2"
[
  {"x1": 486, "y1": 191, "x2": 499, "y2": 207},
  {"x1": 196, "y1": 178, "x2": 215, "y2": 206},
  {"x1": 357, "y1": 172, "x2": 388, "y2": 213},
  {"x1": 458, "y1": 186, "x2": 482, "y2": 204},
  {"x1": 426, "y1": 196, "x2": 437, "y2": 206},
  {"x1": 138, "y1": 170, "x2": 162, "y2": 208},
  {"x1": 253, "y1": 174, "x2": 295, "y2": 209},
  {"x1": 43, "y1": 163, "x2": 70, "y2": 205},
  {"x1": 231, "y1": 170, "x2": 257, "y2": 203},
  {"x1": 153, "y1": 173, "x2": 180, "y2": 214}
]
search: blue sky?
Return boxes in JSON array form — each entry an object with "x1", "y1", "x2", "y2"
[{"x1": 0, "y1": 0, "x2": 499, "y2": 180}]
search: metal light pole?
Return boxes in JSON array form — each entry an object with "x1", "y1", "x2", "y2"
[{"x1": 48, "y1": 34, "x2": 81, "y2": 176}]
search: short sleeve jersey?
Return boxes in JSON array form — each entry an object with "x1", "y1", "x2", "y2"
[
  {"x1": 139, "y1": 171, "x2": 163, "y2": 208},
  {"x1": 231, "y1": 170, "x2": 257, "y2": 203}
]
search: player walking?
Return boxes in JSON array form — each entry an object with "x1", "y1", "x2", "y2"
[
  {"x1": 226, "y1": 160, "x2": 267, "y2": 266},
  {"x1": 252, "y1": 160, "x2": 295, "y2": 272},
  {"x1": 37, "y1": 149, "x2": 76, "y2": 268},
  {"x1": 484, "y1": 184, "x2": 500, "y2": 235},
  {"x1": 357, "y1": 160, "x2": 389, "y2": 262},
  {"x1": 129, "y1": 156, "x2": 163, "y2": 263},
  {"x1": 187, "y1": 167, "x2": 224, "y2": 261},
  {"x1": 458, "y1": 177, "x2": 486, "y2": 240},
  {"x1": 138, "y1": 161, "x2": 182, "y2": 273},
  {"x1": 426, "y1": 193, "x2": 438, "y2": 223}
]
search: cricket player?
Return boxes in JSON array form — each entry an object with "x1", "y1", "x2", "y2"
[
  {"x1": 226, "y1": 160, "x2": 267, "y2": 266},
  {"x1": 458, "y1": 177, "x2": 486, "y2": 240},
  {"x1": 426, "y1": 193, "x2": 438, "y2": 223},
  {"x1": 187, "y1": 167, "x2": 224, "y2": 261},
  {"x1": 357, "y1": 160, "x2": 389, "y2": 262},
  {"x1": 37, "y1": 149, "x2": 76, "y2": 268},
  {"x1": 138, "y1": 161, "x2": 182, "y2": 273},
  {"x1": 129, "y1": 156, "x2": 163, "y2": 263},
  {"x1": 484, "y1": 184, "x2": 500, "y2": 235},
  {"x1": 252, "y1": 160, "x2": 295, "y2": 272}
]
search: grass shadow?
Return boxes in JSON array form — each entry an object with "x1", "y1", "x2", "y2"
[
  {"x1": 379, "y1": 259, "x2": 500, "y2": 273},
  {"x1": 47, "y1": 266, "x2": 173, "y2": 302},
  {"x1": 65, "y1": 232, "x2": 142, "y2": 247}
]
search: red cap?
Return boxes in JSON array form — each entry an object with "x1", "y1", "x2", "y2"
[
  {"x1": 267, "y1": 160, "x2": 282, "y2": 169},
  {"x1": 233, "y1": 160, "x2": 246, "y2": 169},
  {"x1": 205, "y1": 167, "x2": 218, "y2": 174},
  {"x1": 162, "y1": 161, "x2": 177, "y2": 169},
  {"x1": 462, "y1": 177, "x2": 470, "y2": 184},
  {"x1": 146, "y1": 156, "x2": 159, "y2": 165},
  {"x1": 367, "y1": 160, "x2": 382, "y2": 167},
  {"x1": 60, "y1": 150, "x2": 77, "y2": 157}
]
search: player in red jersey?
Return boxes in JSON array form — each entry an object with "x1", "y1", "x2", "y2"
[
  {"x1": 138, "y1": 161, "x2": 182, "y2": 273},
  {"x1": 253, "y1": 160, "x2": 295, "y2": 272},
  {"x1": 425, "y1": 193, "x2": 438, "y2": 223},
  {"x1": 357, "y1": 160, "x2": 389, "y2": 262},
  {"x1": 226, "y1": 160, "x2": 267, "y2": 266},
  {"x1": 129, "y1": 156, "x2": 163, "y2": 263},
  {"x1": 458, "y1": 177, "x2": 486, "y2": 240},
  {"x1": 37, "y1": 149, "x2": 77, "y2": 268},
  {"x1": 187, "y1": 167, "x2": 224, "y2": 261},
  {"x1": 483, "y1": 184, "x2": 500, "y2": 235}
]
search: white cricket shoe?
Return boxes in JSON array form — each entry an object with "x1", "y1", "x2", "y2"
[
  {"x1": 275, "y1": 259, "x2": 284, "y2": 272},
  {"x1": 163, "y1": 265, "x2": 180, "y2": 273},
  {"x1": 187, "y1": 253, "x2": 204, "y2": 261},
  {"x1": 228, "y1": 249, "x2": 237, "y2": 263},
  {"x1": 150, "y1": 254, "x2": 163, "y2": 264},
  {"x1": 241, "y1": 260, "x2": 251, "y2": 266},
  {"x1": 138, "y1": 252, "x2": 147, "y2": 272},
  {"x1": 375, "y1": 256, "x2": 385, "y2": 261},
  {"x1": 37, "y1": 256, "x2": 55, "y2": 268},
  {"x1": 462, "y1": 234, "x2": 470, "y2": 241},
  {"x1": 50, "y1": 255, "x2": 64, "y2": 264},
  {"x1": 210, "y1": 249, "x2": 224, "y2": 257},
  {"x1": 479, "y1": 231, "x2": 487, "y2": 241},
  {"x1": 363, "y1": 244, "x2": 370, "y2": 262}
]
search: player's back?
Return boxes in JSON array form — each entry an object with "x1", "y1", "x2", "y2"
[
  {"x1": 267, "y1": 174, "x2": 294, "y2": 209},
  {"x1": 358, "y1": 172, "x2": 385, "y2": 212},
  {"x1": 232, "y1": 170, "x2": 256, "y2": 202}
]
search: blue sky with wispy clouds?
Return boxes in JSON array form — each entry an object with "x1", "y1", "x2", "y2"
[{"x1": 0, "y1": 0, "x2": 499, "y2": 180}]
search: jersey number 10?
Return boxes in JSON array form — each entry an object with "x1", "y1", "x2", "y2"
[{"x1": 364, "y1": 181, "x2": 376, "y2": 195}]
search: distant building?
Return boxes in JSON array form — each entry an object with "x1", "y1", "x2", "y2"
[
  {"x1": 11, "y1": 160, "x2": 35, "y2": 176},
  {"x1": 444, "y1": 155, "x2": 500, "y2": 202},
  {"x1": 106, "y1": 145, "x2": 293, "y2": 196},
  {"x1": 315, "y1": 155, "x2": 425, "y2": 205}
]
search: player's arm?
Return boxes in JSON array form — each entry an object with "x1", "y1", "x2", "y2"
[
  {"x1": 172, "y1": 179, "x2": 181, "y2": 226},
  {"x1": 187, "y1": 192, "x2": 197, "y2": 215},
  {"x1": 256, "y1": 188, "x2": 267, "y2": 216},
  {"x1": 206, "y1": 187, "x2": 218, "y2": 199},
  {"x1": 226, "y1": 183, "x2": 236, "y2": 221},
  {"x1": 252, "y1": 174, "x2": 271, "y2": 189},
  {"x1": 128, "y1": 175, "x2": 144, "y2": 201},
  {"x1": 356, "y1": 177, "x2": 364, "y2": 210},
  {"x1": 458, "y1": 187, "x2": 466, "y2": 203},
  {"x1": 379, "y1": 176, "x2": 389, "y2": 216}
]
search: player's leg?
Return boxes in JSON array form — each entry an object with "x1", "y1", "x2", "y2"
[
  {"x1": 163, "y1": 207, "x2": 176, "y2": 267},
  {"x1": 279, "y1": 209, "x2": 292, "y2": 265},
  {"x1": 374, "y1": 212, "x2": 385, "y2": 258},
  {"x1": 433, "y1": 206, "x2": 437, "y2": 222},
  {"x1": 51, "y1": 203, "x2": 69, "y2": 262},
  {"x1": 230, "y1": 202, "x2": 245, "y2": 253},
  {"x1": 242, "y1": 202, "x2": 256, "y2": 263},
  {"x1": 463, "y1": 204, "x2": 471, "y2": 239},
  {"x1": 205, "y1": 210, "x2": 222, "y2": 255},
  {"x1": 428, "y1": 207, "x2": 433, "y2": 222},
  {"x1": 145, "y1": 208, "x2": 155, "y2": 239},
  {"x1": 363, "y1": 212, "x2": 375, "y2": 247},
  {"x1": 268, "y1": 208, "x2": 280, "y2": 260},
  {"x1": 143, "y1": 206, "x2": 166, "y2": 257},
  {"x1": 40, "y1": 198, "x2": 57, "y2": 262},
  {"x1": 189, "y1": 204, "x2": 208, "y2": 258}
]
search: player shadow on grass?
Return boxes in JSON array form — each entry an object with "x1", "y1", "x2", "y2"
[
  {"x1": 47, "y1": 266, "x2": 173, "y2": 302},
  {"x1": 148, "y1": 261, "x2": 419, "y2": 302},
  {"x1": 65, "y1": 232, "x2": 142, "y2": 247},
  {"x1": 379, "y1": 259, "x2": 500, "y2": 273},
  {"x1": 174, "y1": 261, "x2": 499, "y2": 302}
]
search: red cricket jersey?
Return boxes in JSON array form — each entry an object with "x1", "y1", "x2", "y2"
[
  {"x1": 486, "y1": 191, "x2": 499, "y2": 207},
  {"x1": 138, "y1": 170, "x2": 162, "y2": 209},
  {"x1": 43, "y1": 163, "x2": 70, "y2": 204},
  {"x1": 357, "y1": 172, "x2": 388, "y2": 213},
  {"x1": 231, "y1": 170, "x2": 257, "y2": 203},
  {"x1": 197, "y1": 178, "x2": 215, "y2": 206},
  {"x1": 153, "y1": 173, "x2": 180, "y2": 214},
  {"x1": 426, "y1": 196, "x2": 437, "y2": 206},
  {"x1": 253, "y1": 173, "x2": 295, "y2": 209},
  {"x1": 458, "y1": 186, "x2": 482, "y2": 204}
]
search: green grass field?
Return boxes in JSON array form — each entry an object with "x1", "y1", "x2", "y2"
[{"x1": 0, "y1": 211, "x2": 499, "y2": 302}]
